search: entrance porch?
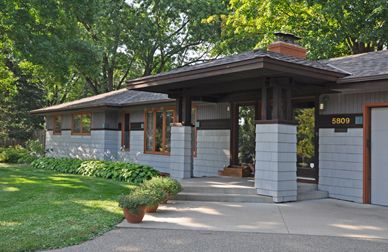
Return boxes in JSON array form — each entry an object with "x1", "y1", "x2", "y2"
[
  {"x1": 126, "y1": 37, "x2": 347, "y2": 203},
  {"x1": 176, "y1": 177, "x2": 328, "y2": 203}
]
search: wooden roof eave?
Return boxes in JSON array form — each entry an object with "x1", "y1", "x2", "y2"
[{"x1": 126, "y1": 57, "x2": 348, "y2": 91}]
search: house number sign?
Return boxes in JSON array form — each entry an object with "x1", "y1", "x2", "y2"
[
  {"x1": 319, "y1": 114, "x2": 363, "y2": 128},
  {"x1": 331, "y1": 116, "x2": 351, "y2": 125}
]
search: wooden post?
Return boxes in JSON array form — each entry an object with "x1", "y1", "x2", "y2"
[
  {"x1": 261, "y1": 87, "x2": 268, "y2": 120},
  {"x1": 176, "y1": 96, "x2": 192, "y2": 126}
]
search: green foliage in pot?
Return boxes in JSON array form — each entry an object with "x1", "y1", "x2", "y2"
[
  {"x1": 134, "y1": 187, "x2": 166, "y2": 208},
  {"x1": 142, "y1": 177, "x2": 182, "y2": 199},
  {"x1": 118, "y1": 194, "x2": 150, "y2": 215}
]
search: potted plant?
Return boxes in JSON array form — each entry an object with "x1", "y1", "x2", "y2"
[
  {"x1": 136, "y1": 188, "x2": 166, "y2": 213},
  {"x1": 118, "y1": 193, "x2": 150, "y2": 223},
  {"x1": 142, "y1": 177, "x2": 182, "y2": 203}
]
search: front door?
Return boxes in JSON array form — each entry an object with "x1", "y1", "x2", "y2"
[{"x1": 371, "y1": 107, "x2": 388, "y2": 206}]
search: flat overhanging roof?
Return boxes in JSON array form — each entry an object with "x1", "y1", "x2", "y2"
[{"x1": 126, "y1": 50, "x2": 349, "y2": 94}]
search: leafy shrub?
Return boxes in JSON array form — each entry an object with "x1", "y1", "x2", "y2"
[
  {"x1": 31, "y1": 157, "x2": 83, "y2": 173},
  {"x1": 142, "y1": 177, "x2": 182, "y2": 199},
  {"x1": 0, "y1": 140, "x2": 44, "y2": 164},
  {"x1": 0, "y1": 146, "x2": 32, "y2": 163},
  {"x1": 132, "y1": 187, "x2": 166, "y2": 207},
  {"x1": 31, "y1": 157, "x2": 159, "y2": 184},
  {"x1": 25, "y1": 139, "x2": 45, "y2": 156},
  {"x1": 118, "y1": 193, "x2": 150, "y2": 215}
]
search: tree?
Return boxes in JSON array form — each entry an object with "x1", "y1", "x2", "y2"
[
  {"x1": 1, "y1": 0, "x2": 226, "y2": 95},
  {"x1": 238, "y1": 105, "x2": 256, "y2": 164},
  {"x1": 0, "y1": 0, "x2": 227, "y2": 144},
  {"x1": 295, "y1": 108, "x2": 315, "y2": 164},
  {"x1": 209, "y1": 0, "x2": 388, "y2": 59}
]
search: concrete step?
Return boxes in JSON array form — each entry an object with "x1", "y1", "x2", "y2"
[
  {"x1": 298, "y1": 183, "x2": 318, "y2": 193},
  {"x1": 182, "y1": 186, "x2": 258, "y2": 195},
  {"x1": 176, "y1": 192, "x2": 273, "y2": 203},
  {"x1": 297, "y1": 190, "x2": 328, "y2": 201}
]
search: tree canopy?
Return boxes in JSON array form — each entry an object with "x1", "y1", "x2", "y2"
[
  {"x1": 209, "y1": 0, "x2": 388, "y2": 59},
  {"x1": 0, "y1": 0, "x2": 386, "y2": 143}
]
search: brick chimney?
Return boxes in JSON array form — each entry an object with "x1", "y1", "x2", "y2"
[{"x1": 267, "y1": 32, "x2": 307, "y2": 59}]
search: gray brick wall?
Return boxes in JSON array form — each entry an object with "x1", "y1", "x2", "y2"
[
  {"x1": 193, "y1": 129, "x2": 230, "y2": 177},
  {"x1": 170, "y1": 126, "x2": 193, "y2": 179},
  {"x1": 318, "y1": 128, "x2": 363, "y2": 203},
  {"x1": 118, "y1": 131, "x2": 171, "y2": 173},
  {"x1": 46, "y1": 130, "x2": 119, "y2": 160},
  {"x1": 255, "y1": 124, "x2": 297, "y2": 203}
]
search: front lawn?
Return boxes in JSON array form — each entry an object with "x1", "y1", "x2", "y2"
[{"x1": 0, "y1": 163, "x2": 134, "y2": 252}]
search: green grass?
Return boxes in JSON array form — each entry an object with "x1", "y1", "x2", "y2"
[{"x1": 0, "y1": 163, "x2": 135, "y2": 252}]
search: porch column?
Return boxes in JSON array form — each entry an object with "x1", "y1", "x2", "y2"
[
  {"x1": 255, "y1": 123, "x2": 297, "y2": 202},
  {"x1": 255, "y1": 82, "x2": 297, "y2": 202},
  {"x1": 170, "y1": 96, "x2": 193, "y2": 179}
]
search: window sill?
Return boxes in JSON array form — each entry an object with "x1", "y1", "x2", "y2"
[{"x1": 144, "y1": 151, "x2": 170, "y2": 156}]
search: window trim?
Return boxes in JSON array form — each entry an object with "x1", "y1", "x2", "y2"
[
  {"x1": 71, "y1": 112, "x2": 92, "y2": 136},
  {"x1": 143, "y1": 106, "x2": 198, "y2": 156},
  {"x1": 144, "y1": 107, "x2": 176, "y2": 155},
  {"x1": 52, "y1": 115, "x2": 62, "y2": 135},
  {"x1": 121, "y1": 112, "x2": 130, "y2": 151}
]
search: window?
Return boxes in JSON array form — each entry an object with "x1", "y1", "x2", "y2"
[
  {"x1": 121, "y1": 113, "x2": 130, "y2": 151},
  {"x1": 72, "y1": 113, "x2": 91, "y2": 135},
  {"x1": 53, "y1": 115, "x2": 62, "y2": 135},
  {"x1": 144, "y1": 109, "x2": 175, "y2": 154}
]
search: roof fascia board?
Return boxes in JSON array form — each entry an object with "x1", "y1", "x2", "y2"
[
  {"x1": 262, "y1": 58, "x2": 347, "y2": 81},
  {"x1": 337, "y1": 74, "x2": 388, "y2": 84},
  {"x1": 126, "y1": 58, "x2": 265, "y2": 89},
  {"x1": 30, "y1": 99, "x2": 175, "y2": 115}
]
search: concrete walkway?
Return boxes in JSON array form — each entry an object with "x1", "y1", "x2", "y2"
[{"x1": 118, "y1": 199, "x2": 388, "y2": 240}]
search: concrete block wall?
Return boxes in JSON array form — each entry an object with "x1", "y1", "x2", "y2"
[
  {"x1": 118, "y1": 131, "x2": 171, "y2": 174},
  {"x1": 318, "y1": 128, "x2": 363, "y2": 203},
  {"x1": 170, "y1": 126, "x2": 193, "y2": 179},
  {"x1": 255, "y1": 124, "x2": 297, "y2": 202},
  {"x1": 193, "y1": 130, "x2": 230, "y2": 177},
  {"x1": 46, "y1": 130, "x2": 119, "y2": 160}
]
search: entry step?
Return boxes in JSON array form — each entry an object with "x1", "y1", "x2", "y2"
[{"x1": 176, "y1": 192, "x2": 273, "y2": 203}]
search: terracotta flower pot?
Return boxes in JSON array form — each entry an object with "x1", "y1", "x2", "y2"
[
  {"x1": 145, "y1": 204, "x2": 159, "y2": 213},
  {"x1": 123, "y1": 207, "x2": 145, "y2": 223}
]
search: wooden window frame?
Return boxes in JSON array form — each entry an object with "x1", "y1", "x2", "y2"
[
  {"x1": 121, "y1": 113, "x2": 130, "y2": 151},
  {"x1": 144, "y1": 107, "x2": 176, "y2": 155},
  {"x1": 52, "y1": 115, "x2": 62, "y2": 135},
  {"x1": 71, "y1": 112, "x2": 92, "y2": 136},
  {"x1": 143, "y1": 106, "x2": 198, "y2": 156}
]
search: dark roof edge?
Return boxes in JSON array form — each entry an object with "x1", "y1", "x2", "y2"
[
  {"x1": 126, "y1": 57, "x2": 264, "y2": 88},
  {"x1": 337, "y1": 74, "x2": 388, "y2": 84},
  {"x1": 30, "y1": 99, "x2": 174, "y2": 115},
  {"x1": 127, "y1": 57, "x2": 348, "y2": 89}
]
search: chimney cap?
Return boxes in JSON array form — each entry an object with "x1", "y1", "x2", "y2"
[{"x1": 274, "y1": 32, "x2": 301, "y2": 45}]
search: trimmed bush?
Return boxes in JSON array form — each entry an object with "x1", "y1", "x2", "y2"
[
  {"x1": 0, "y1": 141, "x2": 44, "y2": 164},
  {"x1": 118, "y1": 193, "x2": 150, "y2": 215},
  {"x1": 31, "y1": 157, "x2": 82, "y2": 173},
  {"x1": 142, "y1": 176, "x2": 182, "y2": 199},
  {"x1": 31, "y1": 157, "x2": 159, "y2": 184},
  {"x1": 0, "y1": 146, "x2": 33, "y2": 164},
  {"x1": 132, "y1": 187, "x2": 166, "y2": 208}
]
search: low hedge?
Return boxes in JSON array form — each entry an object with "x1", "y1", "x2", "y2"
[
  {"x1": 0, "y1": 140, "x2": 45, "y2": 164},
  {"x1": 31, "y1": 157, "x2": 159, "y2": 184},
  {"x1": 0, "y1": 146, "x2": 34, "y2": 164}
]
